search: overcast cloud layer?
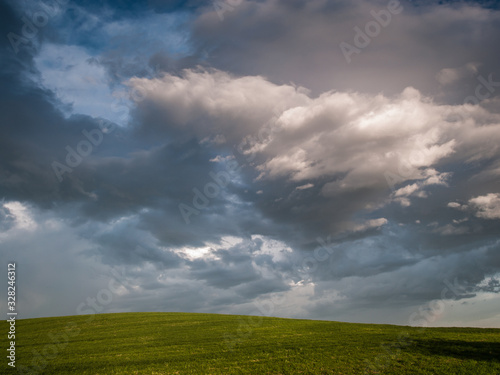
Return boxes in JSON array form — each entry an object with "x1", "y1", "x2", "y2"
[{"x1": 1, "y1": 0, "x2": 500, "y2": 328}]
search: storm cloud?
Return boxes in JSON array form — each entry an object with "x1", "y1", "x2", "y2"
[{"x1": 0, "y1": 0, "x2": 499, "y2": 327}]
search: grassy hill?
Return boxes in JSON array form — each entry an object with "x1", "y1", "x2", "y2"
[{"x1": 2, "y1": 312, "x2": 499, "y2": 374}]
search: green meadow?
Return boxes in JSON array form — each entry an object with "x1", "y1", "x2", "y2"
[{"x1": 2, "y1": 312, "x2": 499, "y2": 374}]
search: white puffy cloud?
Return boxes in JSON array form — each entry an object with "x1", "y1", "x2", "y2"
[
  {"x1": 295, "y1": 183, "x2": 314, "y2": 190},
  {"x1": 352, "y1": 218, "x2": 388, "y2": 232},
  {"x1": 469, "y1": 193, "x2": 500, "y2": 219},
  {"x1": 394, "y1": 183, "x2": 420, "y2": 197},
  {"x1": 129, "y1": 69, "x2": 310, "y2": 144},
  {"x1": 130, "y1": 70, "x2": 500, "y2": 204},
  {"x1": 391, "y1": 169, "x2": 451, "y2": 205}
]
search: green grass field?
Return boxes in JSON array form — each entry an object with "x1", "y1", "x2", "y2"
[{"x1": 2, "y1": 312, "x2": 499, "y2": 374}]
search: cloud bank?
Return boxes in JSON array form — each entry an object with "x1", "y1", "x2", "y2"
[{"x1": 0, "y1": 0, "x2": 499, "y2": 327}]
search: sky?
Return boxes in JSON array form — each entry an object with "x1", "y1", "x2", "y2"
[{"x1": 0, "y1": 0, "x2": 499, "y2": 328}]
